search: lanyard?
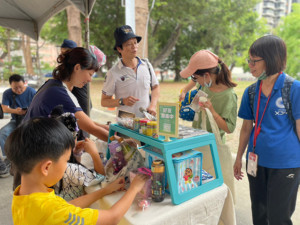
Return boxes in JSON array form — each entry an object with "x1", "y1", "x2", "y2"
[{"x1": 253, "y1": 81, "x2": 274, "y2": 152}]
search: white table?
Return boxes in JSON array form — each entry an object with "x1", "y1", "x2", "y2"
[{"x1": 86, "y1": 183, "x2": 236, "y2": 225}]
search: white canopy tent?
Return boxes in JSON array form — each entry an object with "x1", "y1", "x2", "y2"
[
  {"x1": 0, "y1": 0, "x2": 95, "y2": 41},
  {"x1": 0, "y1": 0, "x2": 96, "y2": 115}
]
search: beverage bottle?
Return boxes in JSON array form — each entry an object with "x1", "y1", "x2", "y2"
[
  {"x1": 108, "y1": 136, "x2": 122, "y2": 156},
  {"x1": 109, "y1": 136, "x2": 126, "y2": 174},
  {"x1": 151, "y1": 160, "x2": 165, "y2": 202},
  {"x1": 118, "y1": 138, "x2": 136, "y2": 161}
]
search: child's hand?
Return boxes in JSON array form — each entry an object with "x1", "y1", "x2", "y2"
[
  {"x1": 73, "y1": 140, "x2": 85, "y2": 156},
  {"x1": 130, "y1": 174, "x2": 149, "y2": 193},
  {"x1": 83, "y1": 138, "x2": 98, "y2": 155},
  {"x1": 106, "y1": 177, "x2": 126, "y2": 194},
  {"x1": 179, "y1": 91, "x2": 186, "y2": 102}
]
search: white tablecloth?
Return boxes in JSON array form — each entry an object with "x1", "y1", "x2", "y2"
[{"x1": 86, "y1": 184, "x2": 236, "y2": 225}]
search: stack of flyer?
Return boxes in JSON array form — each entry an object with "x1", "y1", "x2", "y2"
[{"x1": 178, "y1": 125, "x2": 208, "y2": 139}]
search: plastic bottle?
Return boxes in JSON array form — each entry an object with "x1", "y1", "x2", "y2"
[
  {"x1": 109, "y1": 136, "x2": 126, "y2": 174},
  {"x1": 151, "y1": 121, "x2": 158, "y2": 138},
  {"x1": 133, "y1": 118, "x2": 141, "y2": 132},
  {"x1": 140, "y1": 119, "x2": 149, "y2": 135},
  {"x1": 118, "y1": 138, "x2": 136, "y2": 161},
  {"x1": 151, "y1": 160, "x2": 165, "y2": 202},
  {"x1": 108, "y1": 136, "x2": 122, "y2": 155},
  {"x1": 146, "y1": 121, "x2": 154, "y2": 137}
]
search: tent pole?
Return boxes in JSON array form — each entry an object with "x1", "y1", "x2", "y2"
[
  {"x1": 85, "y1": 0, "x2": 90, "y2": 117},
  {"x1": 36, "y1": 40, "x2": 42, "y2": 78}
]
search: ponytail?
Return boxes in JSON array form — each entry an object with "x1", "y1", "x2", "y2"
[{"x1": 215, "y1": 59, "x2": 237, "y2": 88}]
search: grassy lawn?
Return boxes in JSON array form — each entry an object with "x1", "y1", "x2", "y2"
[{"x1": 90, "y1": 78, "x2": 255, "y2": 153}]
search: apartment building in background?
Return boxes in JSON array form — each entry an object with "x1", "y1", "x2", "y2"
[{"x1": 254, "y1": 0, "x2": 300, "y2": 28}]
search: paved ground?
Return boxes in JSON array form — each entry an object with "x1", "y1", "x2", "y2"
[{"x1": 0, "y1": 85, "x2": 299, "y2": 225}]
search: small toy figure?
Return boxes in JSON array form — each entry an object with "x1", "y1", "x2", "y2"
[{"x1": 183, "y1": 168, "x2": 193, "y2": 184}]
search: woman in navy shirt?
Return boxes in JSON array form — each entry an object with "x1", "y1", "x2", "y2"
[{"x1": 24, "y1": 47, "x2": 109, "y2": 141}]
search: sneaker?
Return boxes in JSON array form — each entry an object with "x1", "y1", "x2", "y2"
[{"x1": 0, "y1": 167, "x2": 10, "y2": 178}]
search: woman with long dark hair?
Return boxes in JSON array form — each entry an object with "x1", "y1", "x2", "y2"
[{"x1": 24, "y1": 46, "x2": 109, "y2": 141}]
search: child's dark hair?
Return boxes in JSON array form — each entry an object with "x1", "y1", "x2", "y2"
[
  {"x1": 52, "y1": 47, "x2": 99, "y2": 81},
  {"x1": 194, "y1": 59, "x2": 237, "y2": 88},
  {"x1": 5, "y1": 117, "x2": 75, "y2": 174}
]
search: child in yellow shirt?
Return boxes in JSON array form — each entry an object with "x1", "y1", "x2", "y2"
[{"x1": 6, "y1": 117, "x2": 148, "y2": 225}]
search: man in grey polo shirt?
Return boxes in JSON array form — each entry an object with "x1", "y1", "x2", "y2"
[{"x1": 101, "y1": 25, "x2": 160, "y2": 118}]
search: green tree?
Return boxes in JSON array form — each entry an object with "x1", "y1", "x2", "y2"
[
  {"x1": 40, "y1": 11, "x2": 68, "y2": 45},
  {"x1": 148, "y1": 0, "x2": 267, "y2": 80},
  {"x1": 276, "y1": 3, "x2": 300, "y2": 79},
  {"x1": 89, "y1": 0, "x2": 125, "y2": 71}
]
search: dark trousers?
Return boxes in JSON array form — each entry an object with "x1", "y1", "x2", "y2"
[{"x1": 247, "y1": 165, "x2": 300, "y2": 225}]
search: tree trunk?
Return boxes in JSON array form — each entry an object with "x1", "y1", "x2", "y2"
[
  {"x1": 152, "y1": 24, "x2": 182, "y2": 68},
  {"x1": 21, "y1": 34, "x2": 34, "y2": 75},
  {"x1": 66, "y1": 5, "x2": 82, "y2": 47},
  {"x1": 160, "y1": 71, "x2": 164, "y2": 83},
  {"x1": 7, "y1": 29, "x2": 12, "y2": 73},
  {"x1": 135, "y1": 0, "x2": 149, "y2": 58},
  {"x1": 174, "y1": 45, "x2": 181, "y2": 82},
  {"x1": 229, "y1": 61, "x2": 235, "y2": 72}
]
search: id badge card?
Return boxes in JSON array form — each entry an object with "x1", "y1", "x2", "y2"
[{"x1": 247, "y1": 152, "x2": 258, "y2": 177}]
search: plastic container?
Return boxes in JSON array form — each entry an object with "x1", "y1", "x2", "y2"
[
  {"x1": 151, "y1": 121, "x2": 158, "y2": 138},
  {"x1": 146, "y1": 121, "x2": 154, "y2": 137},
  {"x1": 129, "y1": 167, "x2": 152, "y2": 199},
  {"x1": 172, "y1": 150, "x2": 202, "y2": 194},
  {"x1": 133, "y1": 118, "x2": 141, "y2": 132},
  {"x1": 140, "y1": 119, "x2": 149, "y2": 135},
  {"x1": 151, "y1": 160, "x2": 165, "y2": 202}
]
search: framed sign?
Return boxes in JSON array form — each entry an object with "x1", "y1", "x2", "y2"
[{"x1": 157, "y1": 102, "x2": 179, "y2": 141}]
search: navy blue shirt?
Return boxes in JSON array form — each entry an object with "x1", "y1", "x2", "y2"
[{"x1": 24, "y1": 79, "x2": 82, "y2": 121}]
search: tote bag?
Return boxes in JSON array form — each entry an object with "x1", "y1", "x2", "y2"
[{"x1": 194, "y1": 108, "x2": 236, "y2": 203}]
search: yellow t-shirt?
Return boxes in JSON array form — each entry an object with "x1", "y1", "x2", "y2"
[{"x1": 12, "y1": 186, "x2": 99, "y2": 225}]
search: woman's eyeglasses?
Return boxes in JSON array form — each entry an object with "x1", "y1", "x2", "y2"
[{"x1": 246, "y1": 58, "x2": 264, "y2": 66}]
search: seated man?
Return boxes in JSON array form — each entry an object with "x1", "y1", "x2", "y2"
[{"x1": 0, "y1": 74, "x2": 36, "y2": 177}]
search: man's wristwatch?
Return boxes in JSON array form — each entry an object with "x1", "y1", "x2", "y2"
[{"x1": 118, "y1": 98, "x2": 124, "y2": 106}]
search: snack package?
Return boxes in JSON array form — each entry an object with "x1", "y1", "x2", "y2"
[
  {"x1": 189, "y1": 89, "x2": 208, "y2": 111},
  {"x1": 129, "y1": 167, "x2": 152, "y2": 199}
]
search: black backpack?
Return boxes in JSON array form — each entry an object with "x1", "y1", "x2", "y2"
[{"x1": 248, "y1": 74, "x2": 295, "y2": 130}]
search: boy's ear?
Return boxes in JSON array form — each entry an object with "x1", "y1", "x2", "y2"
[{"x1": 40, "y1": 160, "x2": 53, "y2": 176}]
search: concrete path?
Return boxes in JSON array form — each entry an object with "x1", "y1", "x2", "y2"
[{"x1": 0, "y1": 90, "x2": 299, "y2": 225}]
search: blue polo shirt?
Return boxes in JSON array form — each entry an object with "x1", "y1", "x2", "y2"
[
  {"x1": 238, "y1": 72, "x2": 300, "y2": 169},
  {"x1": 2, "y1": 86, "x2": 36, "y2": 120},
  {"x1": 23, "y1": 79, "x2": 82, "y2": 121}
]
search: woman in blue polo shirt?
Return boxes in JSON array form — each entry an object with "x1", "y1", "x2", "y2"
[{"x1": 233, "y1": 35, "x2": 300, "y2": 225}]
